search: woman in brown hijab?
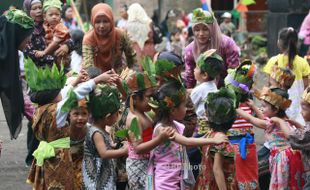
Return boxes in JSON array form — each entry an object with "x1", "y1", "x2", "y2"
[{"x1": 82, "y1": 3, "x2": 137, "y2": 74}]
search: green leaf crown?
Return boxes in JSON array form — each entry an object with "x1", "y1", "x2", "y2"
[
  {"x1": 5, "y1": 9, "x2": 34, "y2": 29},
  {"x1": 192, "y1": 8, "x2": 215, "y2": 24},
  {"x1": 197, "y1": 49, "x2": 223, "y2": 78},
  {"x1": 24, "y1": 58, "x2": 66, "y2": 92}
]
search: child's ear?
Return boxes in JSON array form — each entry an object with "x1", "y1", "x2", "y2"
[{"x1": 201, "y1": 72, "x2": 209, "y2": 80}]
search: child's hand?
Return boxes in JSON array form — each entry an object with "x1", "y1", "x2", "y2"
[
  {"x1": 245, "y1": 99, "x2": 255, "y2": 108},
  {"x1": 212, "y1": 133, "x2": 228, "y2": 144},
  {"x1": 55, "y1": 44, "x2": 69, "y2": 57},
  {"x1": 286, "y1": 119, "x2": 304, "y2": 129},
  {"x1": 158, "y1": 127, "x2": 175, "y2": 140},
  {"x1": 35, "y1": 50, "x2": 45, "y2": 58}
]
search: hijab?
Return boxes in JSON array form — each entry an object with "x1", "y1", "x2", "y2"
[
  {"x1": 23, "y1": 0, "x2": 44, "y2": 35},
  {"x1": 83, "y1": 3, "x2": 122, "y2": 72},
  {"x1": 126, "y1": 3, "x2": 152, "y2": 49},
  {"x1": 192, "y1": 10, "x2": 222, "y2": 61}
]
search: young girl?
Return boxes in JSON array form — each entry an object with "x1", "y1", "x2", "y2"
[
  {"x1": 225, "y1": 60, "x2": 259, "y2": 189},
  {"x1": 272, "y1": 86, "x2": 310, "y2": 189},
  {"x1": 34, "y1": 0, "x2": 72, "y2": 69},
  {"x1": 148, "y1": 81, "x2": 229, "y2": 190},
  {"x1": 69, "y1": 99, "x2": 89, "y2": 190},
  {"x1": 25, "y1": 59, "x2": 115, "y2": 189},
  {"x1": 124, "y1": 71, "x2": 173, "y2": 189},
  {"x1": 82, "y1": 84, "x2": 128, "y2": 190},
  {"x1": 264, "y1": 27, "x2": 310, "y2": 125},
  {"x1": 237, "y1": 87, "x2": 305, "y2": 189}
]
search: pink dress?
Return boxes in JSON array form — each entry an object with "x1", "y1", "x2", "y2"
[
  {"x1": 147, "y1": 121, "x2": 185, "y2": 190},
  {"x1": 265, "y1": 118, "x2": 305, "y2": 190}
]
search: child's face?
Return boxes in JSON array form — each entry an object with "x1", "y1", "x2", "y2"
[
  {"x1": 30, "y1": 2, "x2": 43, "y2": 23},
  {"x1": 65, "y1": 7, "x2": 73, "y2": 20},
  {"x1": 105, "y1": 111, "x2": 120, "y2": 126},
  {"x1": 261, "y1": 101, "x2": 278, "y2": 118},
  {"x1": 44, "y1": 7, "x2": 61, "y2": 26},
  {"x1": 301, "y1": 100, "x2": 310, "y2": 122},
  {"x1": 135, "y1": 88, "x2": 154, "y2": 112},
  {"x1": 69, "y1": 107, "x2": 89, "y2": 128},
  {"x1": 194, "y1": 66, "x2": 207, "y2": 82},
  {"x1": 94, "y1": 14, "x2": 111, "y2": 37},
  {"x1": 171, "y1": 102, "x2": 187, "y2": 121},
  {"x1": 193, "y1": 23, "x2": 210, "y2": 44}
]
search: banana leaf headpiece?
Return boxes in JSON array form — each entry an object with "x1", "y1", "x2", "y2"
[
  {"x1": 225, "y1": 60, "x2": 256, "y2": 95},
  {"x1": 43, "y1": 0, "x2": 62, "y2": 12},
  {"x1": 302, "y1": 86, "x2": 310, "y2": 104},
  {"x1": 5, "y1": 9, "x2": 34, "y2": 29},
  {"x1": 206, "y1": 87, "x2": 237, "y2": 126},
  {"x1": 270, "y1": 64, "x2": 295, "y2": 90},
  {"x1": 197, "y1": 49, "x2": 224, "y2": 78},
  {"x1": 87, "y1": 84, "x2": 120, "y2": 120},
  {"x1": 125, "y1": 71, "x2": 156, "y2": 94},
  {"x1": 24, "y1": 58, "x2": 66, "y2": 92},
  {"x1": 254, "y1": 87, "x2": 291, "y2": 110},
  {"x1": 192, "y1": 8, "x2": 214, "y2": 25}
]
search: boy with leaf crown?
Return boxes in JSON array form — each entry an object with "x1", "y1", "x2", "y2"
[{"x1": 25, "y1": 58, "x2": 118, "y2": 190}]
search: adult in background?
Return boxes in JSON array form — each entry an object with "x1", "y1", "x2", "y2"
[
  {"x1": 0, "y1": 9, "x2": 34, "y2": 139},
  {"x1": 126, "y1": 3, "x2": 156, "y2": 66},
  {"x1": 82, "y1": 3, "x2": 137, "y2": 74},
  {"x1": 62, "y1": 5, "x2": 79, "y2": 30},
  {"x1": 184, "y1": 8, "x2": 240, "y2": 88},
  {"x1": 220, "y1": 12, "x2": 236, "y2": 37},
  {"x1": 116, "y1": 4, "x2": 128, "y2": 29}
]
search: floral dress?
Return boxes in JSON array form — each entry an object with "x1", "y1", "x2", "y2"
[
  {"x1": 82, "y1": 126, "x2": 116, "y2": 190},
  {"x1": 196, "y1": 131, "x2": 238, "y2": 190},
  {"x1": 265, "y1": 119, "x2": 305, "y2": 190}
]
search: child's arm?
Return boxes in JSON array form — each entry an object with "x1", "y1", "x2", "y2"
[
  {"x1": 35, "y1": 41, "x2": 60, "y2": 58},
  {"x1": 213, "y1": 153, "x2": 227, "y2": 190},
  {"x1": 93, "y1": 132, "x2": 128, "y2": 159},
  {"x1": 246, "y1": 99, "x2": 265, "y2": 119},
  {"x1": 237, "y1": 108, "x2": 267, "y2": 129},
  {"x1": 171, "y1": 132, "x2": 228, "y2": 147},
  {"x1": 270, "y1": 117, "x2": 292, "y2": 139}
]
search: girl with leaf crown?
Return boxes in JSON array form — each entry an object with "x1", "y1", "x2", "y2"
[
  {"x1": 147, "y1": 81, "x2": 228, "y2": 190},
  {"x1": 121, "y1": 71, "x2": 174, "y2": 189},
  {"x1": 237, "y1": 87, "x2": 305, "y2": 189},
  {"x1": 82, "y1": 84, "x2": 128, "y2": 190},
  {"x1": 225, "y1": 60, "x2": 259, "y2": 189},
  {"x1": 25, "y1": 58, "x2": 117, "y2": 189}
]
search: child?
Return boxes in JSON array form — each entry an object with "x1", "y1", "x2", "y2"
[
  {"x1": 264, "y1": 27, "x2": 310, "y2": 125},
  {"x1": 124, "y1": 71, "x2": 173, "y2": 189},
  {"x1": 70, "y1": 29, "x2": 84, "y2": 73},
  {"x1": 35, "y1": 0, "x2": 72, "y2": 70},
  {"x1": 272, "y1": 86, "x2": 310, "y2": 189},
  {"x1": 190, "y1": 49, "x2": 223, "y2": 118},
  {"x1": 237, "y1": 87, "x2": 305, "y2": 190},
  {"x1": 147, "y1": 81, "x2": 229, "y2": 190},
  {"x1": 69, "y1": 98, "x2": 89, "y2": 190},
  {"x1": 225, "y1": 60, "x2": 259, "y2": 189},
  {"x1": 170, "y1": 29, "x2": 183, "y2": 57},
  {"x1": 25, "y1": 58, "x2": 117, "y2": 189},
  {"x1": 82, "y1": 84, "x2": 128, "y2": 189}
]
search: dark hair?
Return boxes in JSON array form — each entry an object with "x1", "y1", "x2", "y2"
[
  {"x1": 269, "y1": 87, "x2": 289, "y2": 118},
  {"x1": 125, "y1": 90, "x2": 145, "y2": 108},
  {"x1": 157, "y1": 51, "x2": 183, "y2": 66},
  {"x1": 200, "y1": 57, "x2": 223, "y2": 81},
  {"x1": 70, "y1": 29, "x2": 84, "y2": 55},
  {"x1": 153, "y1": 80, "x2": 183, "y2": 123},
  {"x1": 278, "y1": 27, "x2": 298, "y2": 69},
  {"x1": 120, "y1": 4, "x2": 128, "y2": 11}
]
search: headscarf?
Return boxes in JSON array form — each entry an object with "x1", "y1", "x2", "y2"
[
  {"x1": 43, "y1": 0, "x2": 62, "y2": 12},
  {"x1": 0, "y1": 9, "x2": 34, "y2": 139},
  {"x1": 126, "y1": 3, "x2": 152, "y2": 49},
  {"x1": 191, "y1": 8, "x2": 222, "y2": 61},
  {"x1": 83, "y1": 3, "x2": 122, "y2": 72},
  {"x1": 23, "y1": 0, "x2": 42, "y2": 15}
]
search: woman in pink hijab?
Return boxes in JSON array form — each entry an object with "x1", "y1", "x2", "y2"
[{"x1": 183, "y1": 8, "x2": 240, "y2": 88}]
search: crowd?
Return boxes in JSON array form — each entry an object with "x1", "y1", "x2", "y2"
[{"x1": 0, "y1": 0, "x2": 310, "y2": 190}]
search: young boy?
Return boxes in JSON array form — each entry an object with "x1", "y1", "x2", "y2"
[
  {"x1": 25, "y1": 58, "x2": 119, "y2": 190},
  {"x1": 190, "y1": 49, "x2": 224, "y2": 118}
]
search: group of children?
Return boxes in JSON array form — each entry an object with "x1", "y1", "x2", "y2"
[{"x1": 3, "y1": 2, "x2": 310, "y2": 190}]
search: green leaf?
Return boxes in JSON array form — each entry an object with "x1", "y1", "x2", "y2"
[
  {"x1": 129, "y1": 117, "x2": 141, "y2": 140},
  {"x1": 61, "y1": 89, "x2": 78, "y2": 113},
  {"x1": 241, "y1": 0, "x2": 256, "y2": 6},
  {"x1": 115, "y1": 129, "x2": 129, "y2": 138}
]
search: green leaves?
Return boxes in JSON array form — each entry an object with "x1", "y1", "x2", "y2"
[
  {"x1": 5, "y1": 9, "x2": 34, "y2": 29},
  {"x1": 24, "y1": 57, "x2": 67, "y2": 92},
  {"x1": 61, "y1": 89, "x2": 78, "y2": 113},
  {"x1": 115, "y1": 117, "x2": 141, "y2": 140},
  {"x1": 142, "y1": 56, "x2": 157, "y2": 86}
]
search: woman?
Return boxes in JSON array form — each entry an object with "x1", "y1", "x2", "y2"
[
  {"x1": 184, "y1": 8, "x2": 240, "y2": 88},
  {"x1": 0, "y1": 9, "x2": 34, "y2": 139},
  {"x1": 126, "y1": 3, "x2": 156, "y2": 67},
  {"x1": 82, "y1": 3, "x2": 137, "y2": 74},
  {"x1": 23, "y1": 0, "x2": 74, "y2": 68}
]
